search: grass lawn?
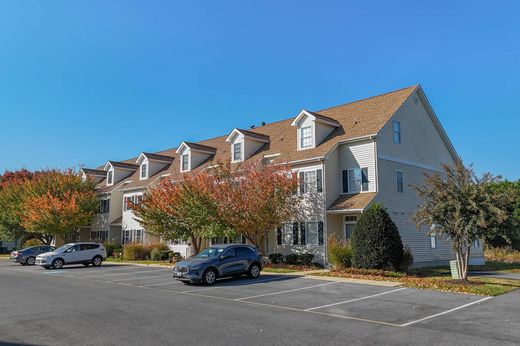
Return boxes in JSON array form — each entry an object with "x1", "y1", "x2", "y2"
[
  {"x1": 313, "y1": 266, "x2": 520, "y2": 296},
  {"x1": 0, "y1": 254, "x2": 10, "y2": 258},
  {"x1": 105, "y1": 257, "x2": 173, "y2": 267}
]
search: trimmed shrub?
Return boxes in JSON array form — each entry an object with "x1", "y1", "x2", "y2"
[
  {"x1": 328, "y1": 236, "x2": 352, "y2": 268},
  {"x1": 144, "y1": 243, "x2": 169, "y2": 253},
  {"x1": 169, "y1": 252, "x2": 182, "y2": 262},
  {"x1": 22, "y1": 238, "x2": 43, "y2": 248},
  {"x1": 398, "y1": 246, "x2": 414, "y2": 272},
  {"x1": 351, "y1": 203, "x2": 404, "y2": 270},
  {"x1": 268, "y1": 253, "x2": 284, "y2": 264},
  {"x1": 298, "y1": 253, "x2": 315, "y2": 266},
  {"x1": 150, "y1": 248, "x2": 162, "y2": 261},
  {"x1": 284, "y1": 253, "x2": 298, "y2": 265}
]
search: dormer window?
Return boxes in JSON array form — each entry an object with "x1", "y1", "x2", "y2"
[
  {"x1": 300, "y1": 126, "x2": 313, "y2": 148},
  {"x1": 181, "y1": 154, "x2": 189, "y2": 172},
  {"x1": 107, "y1": 170, "x2": 113, "y2": 185},
  {"x1": 233, "y1": 142, "x2": 242, "y2": 162},
  {"x1": 140, "y1": 163, "x2": 148, "y2": 179},
  {"x1": 291, "y1": 110, "x2": 340, "y2": 151}
]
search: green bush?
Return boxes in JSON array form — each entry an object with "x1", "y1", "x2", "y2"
[
  {"x1": 298, "y1": 253, "x2": 315, "y2": 266},
  {"x1": 351, "y1": 203, "x2": 404, "y2": 270},
  {"x1": 22, "y1": 238, "x2": 43, "y2": 248},
  {"x1": 169, "y1": 252, "x2": 183, "y2": 262},
  {"x1": 269, "y1": 253, "x2": 284, "y2": 264},
  {"x1": 398, "y1": 246, "x2": 414, "y2": 272},
  {"x1": 328, "y1": 236, "x2": 352, "y2": 268},
  {"x1": 150, "y1": 248, "x2": 162, "y2": 261},
  {"x1": 284, "y1": 253, "x2": 298, "y2": 265}
]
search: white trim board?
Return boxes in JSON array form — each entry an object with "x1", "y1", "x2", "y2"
[{"x1": 378, "y1": 154, "x2": 443, "y2": 173}]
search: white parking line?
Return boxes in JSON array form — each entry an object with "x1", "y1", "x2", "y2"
[
  {"x1": 77, "y1": 268, "x2": 169, "y2": 278},
  {"x1": 139, "y1": 281, "x2": 179, "y2": 287},
  {"x1": 399, "y1": 296, "x2": 492, "y2": 327},
  {"x1": 234, "y1": 281, "x2": 341, "y2": 301},
  {"x1": 182, "y1": 276, "x2": 302, "y2": 293},
  {"x1": 304, "y1": 287, "x2": 407, "y2": 311},
  {"x1": 110, "y1": 274, "x2": 173, "y2": 283}
]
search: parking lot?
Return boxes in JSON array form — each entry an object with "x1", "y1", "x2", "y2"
[{"x1": 1, "y1": 260, "x2": 520, "y2": 345}]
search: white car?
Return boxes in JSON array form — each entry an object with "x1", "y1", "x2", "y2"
[{"x1": 36, "y1": 242, "x2": 107, "y2": 269}]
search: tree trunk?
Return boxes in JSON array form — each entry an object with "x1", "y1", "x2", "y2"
[{"x1": 190, "y1": 235, "x2": 200, "y2": 255}]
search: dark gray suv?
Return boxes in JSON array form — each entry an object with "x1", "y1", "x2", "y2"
[
  {"x1": 173, "y1": 244, "x2": 264, "y2": 285},
  {"x1": 10, "y1": 245, "x2": 55, "y2": 265}
]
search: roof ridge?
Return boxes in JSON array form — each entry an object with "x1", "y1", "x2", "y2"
[{"x1": 317, "y1": 85, "x2": 418, "y2": 113}]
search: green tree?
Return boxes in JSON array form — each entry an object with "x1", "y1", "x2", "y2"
[
  {"x1": 413, "y1": 162, "x2": 510, "y2": 280},
  {"x1": 351, "y1": 203, "x2": 404, "y2": 270}
]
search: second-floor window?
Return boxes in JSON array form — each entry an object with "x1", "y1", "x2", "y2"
[
  {"x1": 233, "y1": 142, "x2": 242, "y2": 161},
  {"x1": 124, "y1": 195, "x2": 143, "y2": 211},
  {"x1": 299, "y1": 169, "x2": 322, "y2": 194},
  {"x1": 99, "y1": 199, "x2": 110, "y2": 214},
  {"x1": 300, "y1": 126, "x2": 312, "y2": 148},
  {"x1": 181, "y1": 154, "x2": 189, "y2": 171},
  {"x1": 140, "y1": 163, "x2": 148, "y2": 179},
  {"x1": 393, "y1": 120, "x2": 401, "y2": 144},
  {"x1": 107, "y1": 170, "x2": 113, "y2": 185},
  {"x1": 342, "y1": 168, "x2": 369, "y2": 193}
]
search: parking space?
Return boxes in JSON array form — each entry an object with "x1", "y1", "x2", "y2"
[{"x1": 1, "y1": 262, "x2": 491, "y2": 328}]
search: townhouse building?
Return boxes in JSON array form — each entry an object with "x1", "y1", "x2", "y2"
[{"x1": 79, "y1": 85, "x2": 484, "y2": 267}]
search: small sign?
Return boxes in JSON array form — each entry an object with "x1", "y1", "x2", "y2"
[{"x1": 450, "y1": 260, "x2": 460, "y2": 279}]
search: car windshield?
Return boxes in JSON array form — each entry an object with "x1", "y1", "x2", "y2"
[
  {"x1": 195, "y1": 247, "x2": 224, "y2": 259},
  {"x1": 54, "y1": 244, "x2": 73, "y2": 253}
]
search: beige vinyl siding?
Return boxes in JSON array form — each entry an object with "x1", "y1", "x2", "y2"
[
  {"x1": 374, "y1": 158, "x2": 484, "y2": 264},
  {"x1": 324, "y1": 146, "x2": 341, "y2": 208},
  {"x1": 338, "y1": 140, "x2": 376, "y2": 193}
]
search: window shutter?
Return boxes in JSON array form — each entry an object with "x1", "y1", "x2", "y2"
[
  {"x1": 292, "y1": 222, "x2": 299, "y2": 245},
  {"x1": 318, "y1": 221, "x2": 324, "y2": 245},
  {"x1": 361, "y1": 168, "x2": 369, "y2": 192},
  {"x1": 276, "y1": 227, "x2": 282, "y2": 245},
  {"x1": 316, "y1": 169, "x2": 323, "y2": 193},
  {"x1": 342, "y1": 170, "x2": 348, "y2": 193},
  {"x1": 300, "y1": 222, "x2": 306, "y2": 245},
  {"x1": 299, "y1": 172, "x2": 305, "y2": 194}
]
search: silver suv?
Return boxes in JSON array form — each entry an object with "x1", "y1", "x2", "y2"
[{"x1": 36, "y1": 242, "x2": 107, "y2": 269}]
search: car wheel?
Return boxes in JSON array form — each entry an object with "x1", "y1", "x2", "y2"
[
  {"x1": 202, "y1": 268, "x2": 217, "y2": 285},
  {"x1": 26, "y1": 257, "x2": 36, "y2": 266},
  {"x1": 248, "y1": 263, "x2": 261, "y2": 279},
  {"x1": 52, "y1": 258, "x2": 64, "y2": 269},
  {"x1": 92, "y1": 256, "x2": 103, "y2": 267}
]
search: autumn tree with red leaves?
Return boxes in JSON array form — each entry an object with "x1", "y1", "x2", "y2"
[
  {"x1": 20, "y1": 169, "x2": 99, "y2": 244},
  {"x1": 211, "y1": 161, "x2": 300, "y2": 250},
  {"x1": 132, "y1": 171, "x2": 230, "y2": 254}
]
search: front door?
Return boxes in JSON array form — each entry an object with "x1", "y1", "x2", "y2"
[{"x1": 344, "y1": 215, "x2": 358, "y2": 241}]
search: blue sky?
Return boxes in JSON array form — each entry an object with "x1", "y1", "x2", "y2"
[{"x1": 0, "y1": 1, "x2": 518, "y2": 179}]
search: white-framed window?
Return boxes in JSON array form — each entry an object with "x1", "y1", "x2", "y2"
[
  {"x1": 107, "y1": 170, "x2": 113, "y2": 185},
  {"x1": 277, "y1": 221, "x2": 324, "y2": 246},
  {"x1": 282, "y1": 223, "x2": 293, "y2": 246},
  {"x1": 393, "y1": 120, "x2": 401, "y2": 144},
  {"x1": 430, "y1": 235, "x2": 437, "y2": 249},
  {"x1": 99, "y1": 198, "x2": 110, "y2": 214},
  {"x1": 344, "y1": 215, "x2": 357, "y2": 239},
  {"x1": 140, "y1": 163, "x2": 148, "y2": 179},
  {"x1": 123, "y1": 230, "x2": 132, "y2": 244},
  {"x1": 90, "y1": 230, "x2": 108, "y2": 242},
  {"x1": 233, "y1": 142, "x2": 242, "y2": 162},
  {"x1": 396, "y1": 170, "x2": 404, "y2": 193},
  {"x1": 300, "y1": 126, "x2": 312, "y2": 148},
  {"x1": 124, "y1": 194, "x2": 143, "y2": 212},
  {"x1": 342, "y1": 168, "x2": 369, "y2": 193},
  {"x1": 181, "y1": 154, "x2": 189, "y2": 171},
  {"x1": 123, "y1": 229, "x2": 144, "y2": 244},
  {"x1": 474, "y1": 239, "x2": 480, "y2": 248},
  {"x1": 298, "y1": 169, "x2": 323, "y2": 194},
  {"x1": 211, "y1": 235, "x2": 246, "y2": 245},
  {"x1": 135, "y1": 230, "x2": 143, "y2": 243}
]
